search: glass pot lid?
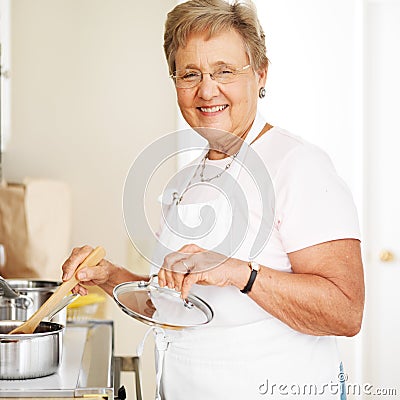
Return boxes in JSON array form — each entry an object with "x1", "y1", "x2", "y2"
[{"x1": 113, "y1": 275, "x2": 214, "y2": 330}]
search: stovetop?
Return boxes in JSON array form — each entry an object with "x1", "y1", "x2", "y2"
[{"x1": 0, "y1": 320, "x2": 114, "y2": 398}]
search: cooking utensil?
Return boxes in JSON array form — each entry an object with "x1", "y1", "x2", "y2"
[
  {"x1": 0, "y1": 277, "x2": 35, "y2": 321},
  {"x1": 8, "y1": 246, "x2": 105, "y2": 335},
  {"x1": 113, "y1": 274, "x2": 213, "y2": 330},
  {"x1": 0, "y1": 279, "x2": 75, "y2": 324},
  {"x1": 0, "y1": 320, "x2": 64, "y2": 380},
  {"x1": 0, "y1": 292, "x2": 77, "y2": 324},
  {"x1": 46, "y1": 293, "x2": 79, "y2": 321}
]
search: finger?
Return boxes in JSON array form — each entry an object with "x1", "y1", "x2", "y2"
[
  {"x1": 171, "y1": 268, "x2": 186, "y2": 292},
  {"x1": 160, "y1": 252, "x2": 183, "y2": 288},
  {"x1": 158, "y1": 268, "x2": 166, "y2": 287},
  {"x1": 75, "y1": 261, "x2": 110, "y2": 285},
  {"x1": 163, "y1": 268, "x2": 176, "y2": 289},
  {"x1": 159, "y1": 265, "x2": 185, "y2": 291},
  {"x1": 158, "y1": 267, "x2": 181, "y2": 288},
  {"x1": 181, "y1": 273, "x2": 200, "y2": 299},
  {"x1": 71, "y1": 286, "x2": 79, "y2": 295},
  {"x1": 169, "y1": 259, "x2": 193, "y2": 291},
  {"x1": 173, "y1": 258, "x2": 197, "y2": 292},
  {"x1": 77, "y1": 285, "x2": 88, "y2": 296},
  {"x1": 161, "y1": 250, "x2": 197, "y2": 291},
  {"x1": 72, "y1": 283, "x2": 88, "y2": 296},
  {"x1": 62, "y1": 245, "x2": 93, "y2": 281}
]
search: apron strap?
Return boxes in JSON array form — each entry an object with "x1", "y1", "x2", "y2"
[{"x1": 137, "y1": 327, "x2": 171, "y2": 400}]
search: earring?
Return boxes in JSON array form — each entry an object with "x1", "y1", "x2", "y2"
[{"x1": 259, "y1": 87, "x2": 266, "y2": 99}]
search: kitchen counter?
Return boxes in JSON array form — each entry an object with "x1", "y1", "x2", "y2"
[{"x1": 0, "y1": 321, "x2": 114, "y2": 399}]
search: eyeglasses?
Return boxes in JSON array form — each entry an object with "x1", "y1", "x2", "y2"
[{"x1": 170, "y1": 64, "x2": 251, "y2": 89}]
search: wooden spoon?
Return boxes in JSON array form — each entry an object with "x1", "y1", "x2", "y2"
[{"x1": 8, "y1": 246, "x2": 106, "y2": 335}]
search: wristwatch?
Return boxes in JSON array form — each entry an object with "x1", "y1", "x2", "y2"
[{"x1": 240, "y1": 261, "x2": 260, "y2": 294}]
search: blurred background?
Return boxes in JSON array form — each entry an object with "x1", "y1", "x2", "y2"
[{"x1": 1, "y1": 0, "x2": 399, "y2": 399}]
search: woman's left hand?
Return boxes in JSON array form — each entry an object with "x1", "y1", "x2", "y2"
[{"x1": 158, "y1": 244, "x2": 240, "y2": 299}]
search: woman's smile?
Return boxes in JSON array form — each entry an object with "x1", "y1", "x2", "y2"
[{"x1": 197, "y1": 104, "x2": 228, "y2": 114}]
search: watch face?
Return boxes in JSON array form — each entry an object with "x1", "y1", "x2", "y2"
[{"x1": 251, "y1": 261, "x2": 260, "y2": 271}]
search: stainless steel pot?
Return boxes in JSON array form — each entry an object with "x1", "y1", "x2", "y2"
[
  {"x1": 0, "y1": 280, "x2": 67, "y2": 324},
  {"x1": 0, "y1": 320, "x2": 64, "y2": 379}
]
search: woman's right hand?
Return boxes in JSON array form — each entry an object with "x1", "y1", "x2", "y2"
[{"x1": 61, "y1": 245, "x2": 114, "y2": 296}]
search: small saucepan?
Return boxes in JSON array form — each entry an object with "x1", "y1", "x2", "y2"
[
  {"x1": 0, "y1": 320, "x2": 64, "y2": 380},
  {"x1": 0, "y1": 279, "x2": 75, "y2": 325}
]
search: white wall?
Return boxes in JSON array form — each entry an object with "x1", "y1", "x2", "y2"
[
  {"x1": 253, "y1": 0, "x2": 364, "y2": 386},
  {"x1": 255, "y1": 0, "x2": 363, "y2": 199},
  {"x1": 4, "y1": 1, "x2": 177, "y2": 398}
]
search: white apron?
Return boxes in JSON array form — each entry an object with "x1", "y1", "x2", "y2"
[{"x1": 149, "y1": 114, "x2": 346, "y2": 400}]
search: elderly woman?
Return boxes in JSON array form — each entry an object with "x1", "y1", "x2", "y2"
[{"x1": 62, "y1": 0, "x2": 364, "y2": 399}]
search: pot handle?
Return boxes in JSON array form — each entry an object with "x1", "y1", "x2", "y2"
[
  {"x1": 0, "y1": 276, "x2": 20, "y2": 299},
  {"x1": 139, "y1": 274, "x2": 194, "y2": 309},
  {"x1": 14, "y1": 295, "x2": 34, "y2": 310},
  {"x1": 137, "y1": 274, "x2": 158, "y2": 288}
]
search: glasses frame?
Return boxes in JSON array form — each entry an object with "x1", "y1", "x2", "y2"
[{"x1": 170, "y1": 64, "x2": 252, "y2": 89}]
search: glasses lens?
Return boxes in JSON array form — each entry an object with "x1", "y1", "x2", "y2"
[
  {"x1": 174, "y1": 70, "x2": 201, "y2": 88},
  {"x1": 213, "y1": 66, "x2": 236, "y2": 83}
]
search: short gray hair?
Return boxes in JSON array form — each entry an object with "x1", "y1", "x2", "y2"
[{"x1": 164, "y1": 0, "x2": 269, "y2": 75}]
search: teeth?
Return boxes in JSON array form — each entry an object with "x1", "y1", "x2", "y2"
[{"x1": 200, "y1": 105, "x2": 227, "y2": 113}]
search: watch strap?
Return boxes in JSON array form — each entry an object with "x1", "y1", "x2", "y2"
[{"x1": 240, "y1": 262, "x2": 259, "y2": 294}]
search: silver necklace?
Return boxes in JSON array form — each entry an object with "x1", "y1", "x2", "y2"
[
  {"x1": 172, "y1": 150, "x2": 239, "y2": 205},
  {"x1": 199, "y1": 151, "x2": 239, "y2": 182}
]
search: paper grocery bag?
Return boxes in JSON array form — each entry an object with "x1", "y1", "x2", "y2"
[{"x1": 0, "y1": 178, "x2": 71, "y2": 279}]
